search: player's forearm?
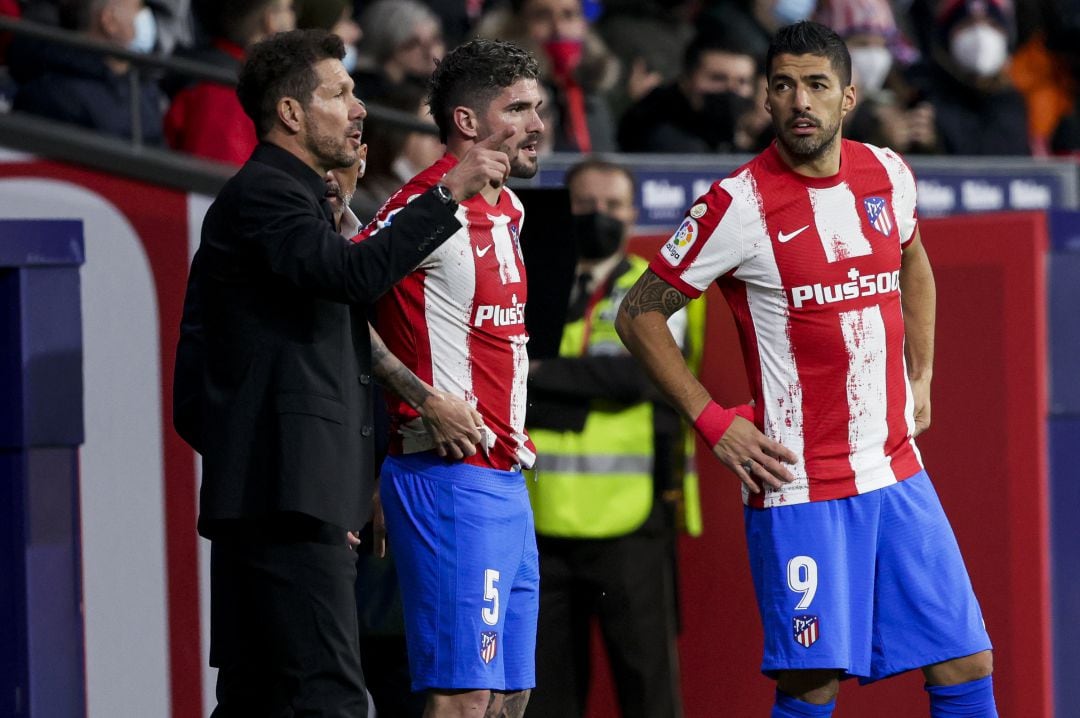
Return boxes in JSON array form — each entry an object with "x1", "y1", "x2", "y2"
[
  {"x1": 615, "y1": 296, "x2": 712, "y2": 422},
  {"x1": 900, "y1": 234, "x2": 936, "y2": 382},
  {"x1": 620, "y1": 314, "x2": 710, "y2": 417},
  {"x1": 368, "y1": 323, "x2": 433, "y2": 410}
]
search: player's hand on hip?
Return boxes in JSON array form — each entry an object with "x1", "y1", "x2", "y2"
[
  {"x1": 418, "y1": 390, "x2": 484, "y2": 460},
  {"x1": 441, "y1": 126, "x2": 518, "y2": 200},
  {"x1": 713, "y1": 416, "x2": 799, "y2": 493}
]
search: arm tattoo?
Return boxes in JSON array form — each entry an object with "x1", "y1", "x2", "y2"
[
  {"x1": 622, "y1": 270, "x2": 691, "y2": 319},
  {"x1": 485, "y1": 690, "x2": 531, "y2": 718},
  {"x1": 369, "y1": 325, "x2": 432, "y2": 409}
]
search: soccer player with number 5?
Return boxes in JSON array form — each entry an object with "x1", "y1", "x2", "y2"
[
  {"x1": 353, "y1": 38, "x2": 545, "y2": 718},
  {"x1": 616, "y1": 21, "x2": 998, "y2": 718}
]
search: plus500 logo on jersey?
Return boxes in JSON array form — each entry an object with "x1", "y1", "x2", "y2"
[
  {"x1": 790, "y1": 270, "x2": 900, "y2": 309},
  {"x1": 474, "y1": 294, "x2": 526, "y2": 327}
]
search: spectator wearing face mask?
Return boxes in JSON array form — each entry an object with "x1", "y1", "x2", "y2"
[
  {"x1": 814, "y1": 0, "x2": 939, "y2": 152},
  {"x1": 618, "y1": 33, "x2": 761, "y2": 153},
  {"x1": 474, "y1": 0, "x2": 619, "y2": 153},
  {"x1": 9, "y1": 0, "x2": 163, "y2": 142},
  {"x1": 353, "y1": 0, "x2": 445, "y2": 102},
  {"x1": 905, "y1": 0, "x2": 1030, "y2": 155}
]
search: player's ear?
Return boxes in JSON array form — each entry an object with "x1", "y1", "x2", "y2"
[
  {"x1": 841, "y1": 83, "x2": 856, "y2": 117},
  {"x1": 452, "y1": 106, "x2": 479, "y2": 142}
]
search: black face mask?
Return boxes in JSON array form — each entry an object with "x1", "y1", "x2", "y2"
[
  {"x1": 571, "y1": 212, "x2": 625, "y2": 260},
  {"x1": 699, "y1": 91, "x2": 754, "y2": 145}
]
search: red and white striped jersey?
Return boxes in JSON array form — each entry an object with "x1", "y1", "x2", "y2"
[
  {"x1": 354, "y1": 153, "x2": 535, "y2": 471},
  {"x1": 651, "y1": 140, "x2": 924, "y2": 508}
]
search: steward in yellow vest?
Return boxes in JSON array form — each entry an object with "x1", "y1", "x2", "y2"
[
  {"x1": 527, "y1": 254, "x2": 700, "y2": 538},
  {"x1": 525, "y1": 158, "x2": 705, "y2": 718}
]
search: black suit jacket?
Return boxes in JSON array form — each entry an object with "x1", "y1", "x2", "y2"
[{"x1": 174, "y1": 142, "x2": 459, "y2": 538}]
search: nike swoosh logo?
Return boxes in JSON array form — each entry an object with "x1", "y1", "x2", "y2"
[
  {"x1": 778, "y1": 225, "x2": 810, "y2": 243},
  {"x1": 475, "y1": 244, "x2": 493, "y2": 258}
]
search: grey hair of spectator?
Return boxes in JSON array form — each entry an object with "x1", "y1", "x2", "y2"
[
  {"x1": 237, "y1": 28, "x2": 345, "y2": 138},
  {"x1": 427, "y1": 38, "x2": 539, "y2": 143},
  {"x1": 358, "y1": 0, "x2": 440, "y2": 65}
]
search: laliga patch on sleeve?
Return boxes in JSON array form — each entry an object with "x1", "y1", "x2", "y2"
[{"x1": 661, "y1": 217, "x2": 699, "y2": 265}]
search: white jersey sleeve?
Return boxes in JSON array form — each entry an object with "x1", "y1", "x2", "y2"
[{"x1": 650, "y1": 175, "x2": 751, "y2": 297}]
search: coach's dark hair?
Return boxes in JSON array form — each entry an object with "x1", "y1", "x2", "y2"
[
  {"x1": 237, "y1": 29, "x2": 345, "y2": 139},
  {"x1": 766, "y1": 21, "x2": 851, "y2": 86},
  {"x1": 565, "y1": 157, "x2": 637, "y2": 195},
  {"x1": 427, "y1": 38, "x2": 539, "y2": 143}
]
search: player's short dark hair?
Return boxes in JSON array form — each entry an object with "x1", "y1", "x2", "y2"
[
  {"x1": 427, "y1": 38, "x2": 539, "y2": 143},
  {"x1": 237, "y1": 29, "x2": 345, "y2": 139},
  {"x1": 766, "y1": 21, "x2": 851, "y2": 86},
  {"x1": 565, "y1": 157, "x2": 637, "y2": 196}
]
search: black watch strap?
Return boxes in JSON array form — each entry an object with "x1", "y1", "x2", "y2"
[{"x1": 433, "y1": 183, "x2": 457, "y2": 207}]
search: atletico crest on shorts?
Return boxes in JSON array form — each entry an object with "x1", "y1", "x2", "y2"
[
  {"x1": 863, "y1": 196, "x2": 893, "y2": 236},
  {"x1": 480, "y1": 631, "x2": 498, "y2": 664},
  {"x1": 793, "y1": 615, "x2": 820, "y2": 648}
]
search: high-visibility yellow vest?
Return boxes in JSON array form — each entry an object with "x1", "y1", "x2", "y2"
[{"x1": 528, "y1": 255, "x2": 704, "y2": 538}]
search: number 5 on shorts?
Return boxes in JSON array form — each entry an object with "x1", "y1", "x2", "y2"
[
  {"x1": 482, "y1": 568, "x2": 500, "y2": 626},
  {"x1": 787, "y1": 556, "x2": 818, "y2": 610}
]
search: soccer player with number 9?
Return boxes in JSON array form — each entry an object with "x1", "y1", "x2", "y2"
[{"x1": 616, "y1": 21, "x2": 997, "y2": 718}]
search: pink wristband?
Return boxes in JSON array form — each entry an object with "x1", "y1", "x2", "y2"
[
  {"x1": 693, "y1": 400, "x2": 737, "y2": 447},
  {"x1": 734, "y1": 403, "x2": 754, "y2": 422}
]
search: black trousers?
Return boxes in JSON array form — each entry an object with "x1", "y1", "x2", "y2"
[
  {"x1": 209, "y1": 522, "x2": 368, "y2": 718},
  {"x1": 526, "y1": 505, "x2": 684, "y2": 718}
]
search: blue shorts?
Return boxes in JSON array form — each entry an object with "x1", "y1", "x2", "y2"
[
  {"x1": 744, "y1": 471, "x2": 991, "y2": 683},
  {"x1": 380, "y1": 453, "x2": 539, "y2": 692}
]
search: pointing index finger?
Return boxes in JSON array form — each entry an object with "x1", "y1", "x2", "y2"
[{"x1": 479, "y1": 125, "x2": 519, "y2": 154}]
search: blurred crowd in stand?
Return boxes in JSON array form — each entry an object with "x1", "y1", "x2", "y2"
[{"x1": 4, "y1": 0, "x2": 1080, "y2": 176}]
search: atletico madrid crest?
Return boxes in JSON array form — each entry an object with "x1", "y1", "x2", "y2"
[
  {"x1": 863, "y1": 196, "x2": 893, "y2": 236},
  {"x1": 480, "y1": 631, "x2": 498, "y2": 664},
  {"x1": 792, "y1": 615, "x2": 820, "y2": 648}
]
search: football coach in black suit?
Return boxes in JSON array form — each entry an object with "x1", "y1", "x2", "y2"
[{"x1": 173, "y1": 29, "x2": 516, "y2": 717}]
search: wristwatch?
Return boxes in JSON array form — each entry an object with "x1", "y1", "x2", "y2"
[{"x1": 433, "y1": 183, "x2": 457, "y2": 208}]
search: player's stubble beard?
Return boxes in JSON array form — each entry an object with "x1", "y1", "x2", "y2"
[
  {"x1": 478, "y1": 120, "x2": 542, "y2": 180},
  {"x1": 775, "y1": 101, "x2": 843, "y2": 163},
  {"x1": 508, "y1": 133, "x2": 541, "y2": 180}
]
